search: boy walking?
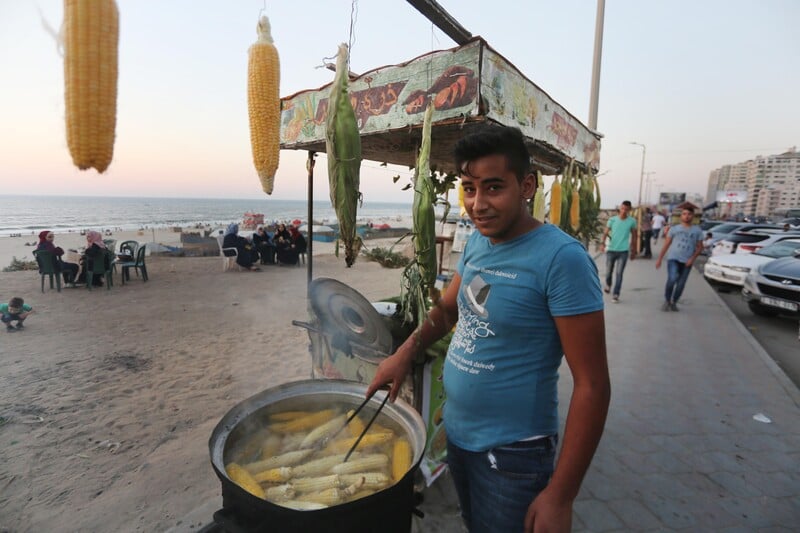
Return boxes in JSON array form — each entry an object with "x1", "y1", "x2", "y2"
[
  {"x1": 1, "y1": 297, "x2": 33, "y2": 332},
  {"x1": 655, "y1": 206, "x2": 704, "y2": 311},
  {"x1": 599, "y1": 201, "x2": 638, "y2": 302}
]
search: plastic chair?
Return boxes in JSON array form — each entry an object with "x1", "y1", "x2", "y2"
[
  {"x1": 103, "y1": 239, "x2": 117, "y2": 253},
  {"x1": 119, "y1": 244, "x2": 148, "y2": 284},
  {"x1": 114, "y1": 240, "x2": 138, "y2": 274},
  {"x1": 86, "y1": 249, "x2": 113, "y2": 290},
  {"x1": 216, "y1": 234, "x2": 240, "y2": 271},
  {"x1": 33, "y1": 250, "x2": 62, "y2": 293}
]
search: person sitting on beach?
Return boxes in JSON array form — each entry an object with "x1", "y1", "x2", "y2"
[
  {"x1": 36, "y1": 230, "x2": 79, "y2": 285},
  {"x1": 252, "y1": 226, "x2": 275, "y2": 265},
  {"x1": 275, "y1": 224, "x2": 304, "y2": 265},
  {"x1": 222, "y1": 224, "x2": 260, "y2": 271},
  {"x1": 2, "y1": 297, "x2": 33, "y2": 332},
  {"x1": 79, "y1": 231, "x2": 111, "y2": 286}
]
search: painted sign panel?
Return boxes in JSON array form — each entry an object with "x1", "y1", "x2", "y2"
[
  {"x1": 280, "y1": 41, "x2": 482, "y2": 146},
  {"x1": 280, "y1": 39, "x2": 601, "y2": 169},
  {"x1": 715, "y1": 190, "x2": 747, "y2": 203},
  {"x1": 480, "y1": 47, "x2": 600, "y2": 169}
]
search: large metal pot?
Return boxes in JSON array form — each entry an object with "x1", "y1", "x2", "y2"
[{"x1": 209, "y1": 379, "x2": 427, "y2": 533}]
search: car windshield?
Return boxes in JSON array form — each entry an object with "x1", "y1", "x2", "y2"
[{"x1": 753, "y1": 240, "x2": 800, "y2": 258}]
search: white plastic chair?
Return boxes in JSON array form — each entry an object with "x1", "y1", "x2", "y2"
[{"x1": 216, "y1": 234, "x2": 240, "y2": 271}]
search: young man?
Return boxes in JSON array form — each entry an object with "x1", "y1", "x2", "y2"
[
  {"x1": 1, "y1": 297, "x2": 33, "y2": 332},
  {"x1": 599, "y1": 201, "x2": 638, "y2": 302},
  {"x1": 367, "y1": 126, "x2": 610, "y2": 533},
  {"x1": 651, "y1": 210, "x2": 666, "y2": 242},
  {"x1": 655, "y1": 206, "x2": 704, "y2": 311},
  {"x1": 640, "y1": 207, "x2": 653, "y2": 258}
]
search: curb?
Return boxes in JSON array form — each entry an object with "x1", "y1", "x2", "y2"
[{"x1": 707, "y1": 286, "x2": 800, "y2": 408}]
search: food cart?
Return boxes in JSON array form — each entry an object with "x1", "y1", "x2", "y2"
[{"x1": 280, "y1": 36, "x2": 601, "y2": 484}]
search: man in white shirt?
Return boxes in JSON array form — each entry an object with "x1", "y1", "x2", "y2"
[{"x1": 651, "y1": 211, "x2": 667, "y2": 242}]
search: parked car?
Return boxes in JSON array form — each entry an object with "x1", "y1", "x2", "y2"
[
  {"x1": 778, "y1": 217, "x2": 800, "y2": 229},
  {"x1": 704, "y1": 239, "x2": 800, "y2": 287},
  {"x1": 700, "y1": 220, "x2": 724, "y2": 231},
  {"x1": 712, "y1": 229, "x2": 800, "y2": 256},
  {"x1": 733, "y1": 230, "x2": 800, "y2": 254},
  {"x1": 742, "y1": 250, "x2": 800, "y2": 316}
]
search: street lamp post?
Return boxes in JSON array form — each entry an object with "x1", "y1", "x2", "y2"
[
  {"x1": 644, "y1": 171, "x2": 656, "y2": 203},
  {"x1": 630, "y1": 142, "x2": 646, "y2": 253}
]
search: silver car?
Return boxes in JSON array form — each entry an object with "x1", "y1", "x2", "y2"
[
  {"x1": 704, "y1": 239, "x2": 800, "y2": 287},
  {"x1": 742, "y1": 250, "x2": 800, "y2": 317}
]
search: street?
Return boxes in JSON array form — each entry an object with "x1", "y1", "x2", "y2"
[{"x1": 694, "y1": 255, "x2": 800, "y2": 388}]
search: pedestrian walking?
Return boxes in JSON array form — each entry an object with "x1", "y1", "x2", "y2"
[
  {"x1": 368, "y1": 126, "x2": 610, "y2": 533},
  {"x1": 651, "y1": 210, "x2": 666, "y2": 242},
  {"x1": 599, "y1": 201, "x2": 638, "y2": 302},
  {"x1": 655, "y1": 205, "x2": 704, "y2": 311},
  {"x1": 640, "y1": 207, "x2": 653, "y2": 258}
]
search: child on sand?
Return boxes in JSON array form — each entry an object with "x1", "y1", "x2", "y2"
[{"x1": 1, "y1": 297, "x2": 33, "y2": 332}]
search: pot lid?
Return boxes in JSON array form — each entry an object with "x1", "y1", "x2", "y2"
[{"x1": 308, "y1": 278, "x2": 393, "y2": 355}]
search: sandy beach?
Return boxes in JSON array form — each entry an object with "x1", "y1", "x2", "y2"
[{"x1": 0, "y1": 244, "x2": 431, "y2": 531}]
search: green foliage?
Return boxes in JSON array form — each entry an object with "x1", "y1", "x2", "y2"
[
  {"x1": 361, "y1": 246, "x2": 410, "y2": 269},
  {"x1": 3, "y1": 256, "x2": 38, "y2": 272}
]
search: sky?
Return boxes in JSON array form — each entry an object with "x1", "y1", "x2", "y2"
[{"x1": 0, "y1": 0, "x2": 798, "y2": 208}]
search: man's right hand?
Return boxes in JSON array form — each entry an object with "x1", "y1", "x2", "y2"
[{"x1": 366, "y1": 348, "x2": 415, "y2": 402}]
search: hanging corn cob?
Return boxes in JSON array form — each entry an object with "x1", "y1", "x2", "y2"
[
  {"x1": 247, "y1": 15, "x2": 281, "y2": 195},
  {"x1": 548, "y1": 175, "x2": 562, "y2": 225},
  {"x1": 532, "y1": 170, "x2": 545, "y2": 220},
  {"x1": 326, "y1": 44, "x2": 362, "y2": 267},
  {"x1": 413, "y1": 103, "x2": 437, "y2": 298},
  {"x1": 570, "y1": 182, "x2": 581, "y2": 231},
  {"x1": 63, "y1": 0, "x2": 119, "y2": 173}
]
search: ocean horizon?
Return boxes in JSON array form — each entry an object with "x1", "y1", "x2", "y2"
[{"x1": 0, "y1": 195, "x2": 414, "y2": 237}]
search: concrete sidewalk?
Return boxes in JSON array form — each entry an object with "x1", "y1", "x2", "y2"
[{"x1": 414, "y1": 247, "x2": 800, "y2": 532}]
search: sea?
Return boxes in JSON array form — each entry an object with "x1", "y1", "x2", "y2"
[{"x1": 0, "y1": 195, "x2": 414, "y2": 237}]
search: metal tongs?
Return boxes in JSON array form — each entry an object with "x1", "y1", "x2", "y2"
[{"x1": 325, "y1": 386, "x2": 391, "y2": 462}]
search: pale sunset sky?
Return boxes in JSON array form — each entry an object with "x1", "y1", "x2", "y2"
[{"x1": 0, "y1": 0, "x2": 797, "y2": 207}]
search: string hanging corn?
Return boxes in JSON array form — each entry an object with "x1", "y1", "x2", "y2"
[
  {"x1": 549, "y1": 175, "x2": 562, "y2": 225},
  {"x1": 326, "y1": 44, "x2": 362, "y2": 267},
  {"x1": 412, "y1": 103, "x2": 438, "y2": 300},
  {"x1": 225, "y1": 463, "x2": 265, "y2": 499},
  {"x1": 392, "y1": 439, "x2": 412, "y2": 481},
  {"x1": 247, "y1": 15, "x2": 281, "y2": 194},
  {"x1": 63, "y1": 0, "x2": 119, "y2": 173},
  {"x1": 532, "y1": 171, "x2": 545, "y2": 220},
  {"x1": 400, "y1": 103, "x2": 438, "y2": 328}
]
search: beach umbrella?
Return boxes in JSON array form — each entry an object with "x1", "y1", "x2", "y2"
[{"x1": 292, "y1": 219, "x2": 303, "y2": 226}]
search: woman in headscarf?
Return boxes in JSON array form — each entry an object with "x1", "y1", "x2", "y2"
[
  {"x1": 36, "y1": 230, "x2": 79, "y2": 284},
  {"x1": 80, "y1": 230, "x2": 110, "y2": 286},
  {"x1": 252, "y1": 226, "x2": 275, "y2": 265},
  {"x1": 276, "y1": 225, "x2": 305, "y2": 265},
  {"x1": 222, "y1": 223, "x2": 260, "y2": 271}
]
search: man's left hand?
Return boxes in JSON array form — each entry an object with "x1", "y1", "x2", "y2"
[{"x1": 524, "y1": 488, "x2": 573, "y2": 533}]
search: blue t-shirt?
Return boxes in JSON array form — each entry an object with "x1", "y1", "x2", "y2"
[
  {"x1": 666, "y1": 224, "x2": 703, "y2": 263},
  {"x1": 444, "y1": 224, "x2": 604, "y2": 451}
]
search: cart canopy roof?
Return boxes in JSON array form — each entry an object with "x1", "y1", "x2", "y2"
[{"x1": 280, "y1": 37, "x2": 601, "y2": 175}]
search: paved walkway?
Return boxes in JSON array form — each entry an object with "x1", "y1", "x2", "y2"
[{"x1": 414, "y1": 247, "x2": 800, "y2": 532}]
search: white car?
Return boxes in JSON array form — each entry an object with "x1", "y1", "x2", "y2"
[{"x1": 704, "y1": 238, "x2": 800, "y2": 287}]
